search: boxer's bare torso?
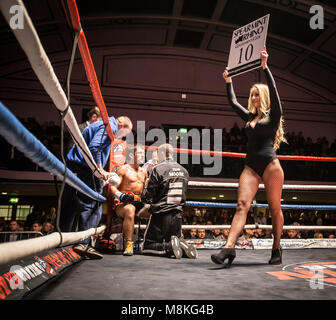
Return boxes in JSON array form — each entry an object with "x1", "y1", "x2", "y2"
[{"x1": 115, "y1": 164, "x2": 146, "y2": 197}]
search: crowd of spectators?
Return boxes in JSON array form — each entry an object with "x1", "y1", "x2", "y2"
[
  {"x1": 134, "y1": 122, "x2": 336, "y2": 180},
  {"x1": 0, "y1": 117, "x2": 335, "y2": 181},
  {"x1": 0, "y1": 206, "x2": 57, "y2": 242},
  {"x1": 0, "y1": 117, "x2": 62, "y2": 171},
  {"x1": 181, "y1": 207, "x2": 336, "y2": 240},
  {"x1": 1, "y1": 206, "x2": 335, "y2": 243}
]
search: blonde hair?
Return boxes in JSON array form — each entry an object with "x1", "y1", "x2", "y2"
[
  {"x1": 116, "y1": 116, "x2": 133, "y2": 132},
  {"x1": 248, "y1": 84, "x2": 287, "y2": 150}
]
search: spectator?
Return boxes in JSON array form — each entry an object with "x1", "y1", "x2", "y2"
[
  {"x1": 314, "y1": 232, "x2": 323, "y2": 239},
  {"x1": 315, "y1": 212, "x2": 324, "y2": 226},
  {"x1": 39, "y1": 209, "x2": 48, "y2": 225},
  {"x1": 197, "y1": 228, "x2": 207, "y2": 239},
  {"x1": 188, "y1": 228, "x2": 197, "y2": 239},
  {"x1": 45, "y1": 207, "x2": 56, "y2": 225},
  {"x1": 31, "y1": 221, "x2": 43, "y2": 233},
  {"x1": 42, "y1": 222, "x2": 54, "y2": 235},
  {"x1": 254, "y1": 228, "x2": 264, "y2": 238},
  {"x1": 230, "y1": 122, "x2": 241, "y2": 138},
  {"x1": 0, "y1": 220, "x2": 20, "y2": 242},
  {"x1": 0, "y1": 217, "x2": 5, "y2": 231},
  {"x1": 17, "y1": 221, "x2": 24, "y2": 231},
  {"x1": 256, "y1": 212, "x2": 267, "y2": 225},
  {"x1": 241, "y1": 229, "x2": 255, "y2": 240},
  {"x1": 205, "y1": 220, "x2": 214, "y2": 238},
  {"x1": 299, "y1": 211, "x2": 314, "y2": 226},
  {"x1": 286, "y1": 222, "x2": 301, "y2": 239},
  {"x1": 222, "y1": 228, "x2": 230, "y2": 240},
  {"x1": 25, "y1": 207, "x2": 42, "y2": 230},
  {"x1": 213, "y1": 228, "x2": 225, "y2": 240},
  {"x1": 264, "y1": 228, "x2": 273, "y2": 239}
]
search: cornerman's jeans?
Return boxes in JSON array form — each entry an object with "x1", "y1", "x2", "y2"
[{"x1": 59, "y1": 164, "x2": 102, "y2": 245}]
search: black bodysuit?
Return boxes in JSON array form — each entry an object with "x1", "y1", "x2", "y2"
[{"x1": 227, "y1": 67, "x2": 282, "y2": 178}]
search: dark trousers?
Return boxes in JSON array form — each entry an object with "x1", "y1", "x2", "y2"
[
  {"x1": 59, "y1": 164, "x2": 102, "y2": 245},
  {"x1": 143, "y1": 212, "x2": 182, "y2": 251}
]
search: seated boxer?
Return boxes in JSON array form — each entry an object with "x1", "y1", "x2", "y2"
[{"x1": 110, "y1": 144, "x2": 149, "y2": 256}]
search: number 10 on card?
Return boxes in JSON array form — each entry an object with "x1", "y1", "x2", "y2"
[{"x1": 227, "y1": 14, "x2": 270, "y2": 77}]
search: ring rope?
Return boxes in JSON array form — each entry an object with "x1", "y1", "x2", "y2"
[
  {"x1": 188, "y1": 181, "x2": 336, "y2": 190},
  {"x1": 54, "y1": 26, "x2": 82, "y2": 247},
  {"x1": 181, "y1": 225, "x2": 336, "y2": 230},
  {"x1": 186, "y1": 201, "x2": 336, "y2": 210},
  {"x1": 65, "y1": 0, "x2": 115, "y2": 143},
  {"x1": 134, "y1": 224, "x2": 336, "y2": 231},
  {"x1": 0, "y1": 0, "x2": 104, "y2": 180},
  {"x1": 144, "y1": 145, "x2": 336, "y2": 162},
  {"x1": 0, "y1": 226, "x2": 105, "y2": 266}
]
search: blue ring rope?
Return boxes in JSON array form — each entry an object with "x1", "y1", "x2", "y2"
[
  {"x1": 186, "y1": 201, "x2": 336, "y2": 210},
  {"x1": 0, "y1": 102, "x2": 106, "y2": 202}
]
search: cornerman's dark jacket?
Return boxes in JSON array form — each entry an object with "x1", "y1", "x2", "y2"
[{"x1": 143, "y1": 159, "x2": 189, "y2": 215}]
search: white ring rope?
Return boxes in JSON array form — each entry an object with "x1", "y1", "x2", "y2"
[
  {"x1": 0, "y1": 226, "x2": 105, "y2": 266},
  {"x1": 0, "y1": 0, "x2": 104, "y2": 180},
  {"x1": 134, "y1": 224, "x2": 336, "y2": 231},
  {"x1": 188, "y1": 181, "x2": 336, "y2": 191}
]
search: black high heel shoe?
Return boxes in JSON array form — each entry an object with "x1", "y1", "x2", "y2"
[
  {"x1": 269, "y1": 247, "x2": 282, "y2": 265},
  {"x1": 211, "y1": 248, "x2": 236, "y2": 268}
]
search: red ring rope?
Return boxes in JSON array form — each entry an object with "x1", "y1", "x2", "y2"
[
  {"x1": 66, "y1": 0, "x2": 115, "y2": 143},
  {"x1": 144, "y1": 145, "x2": 336, "y2": 162}
]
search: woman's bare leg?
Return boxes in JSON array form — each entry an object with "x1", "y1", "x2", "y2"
[
  {"x1": 262, "y1": 159, "x2": 284, "y2": 250},
  {"x1": 225, "y1": 166, "x2": 261, "y2": 248}
]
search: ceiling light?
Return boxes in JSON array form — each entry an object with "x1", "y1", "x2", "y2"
[
  {"x1": 292, "y1": 196, "x2": 298, "y2": 200},
  {"x1": 219, "y1": 195, "x2": 224, "y2": 198},
  {"x1": 211, "y1": 197, "x2": 216, "y2": 200},
  {"x1": 1, "y1": 192, "x2": 7, "y2": 195}
]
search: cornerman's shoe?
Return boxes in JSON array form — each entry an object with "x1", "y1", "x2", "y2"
[
  {"x1": 85, "y1": 246, "x2": 103, "y2": 259},
  {"x1": 73, "y1": 244, "x2": 88, "y2": 257},
  {"x1": 166, "y1": 236, "x2": 182, "y2": 259},
  {"x1": 123, "y1": 240, "x2": 134, "y2": 256},
  {"x1": 179, "y1": 238, "x2": 198, "y2": 259},
  {"x1": 73, "y1": 244, "x2": 103, "y2": 259}
]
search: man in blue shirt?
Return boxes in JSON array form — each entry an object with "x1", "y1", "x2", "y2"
[{"x1": 60, "y1": 116, "x2": 132, "y2": 259}]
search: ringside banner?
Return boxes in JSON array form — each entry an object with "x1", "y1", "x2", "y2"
[
  {"x1": 228, "y1": 14, "x2": 270, "y2": 77},
  {"x1": 186, "y1": 238, "x2": 253, "y2": 249},
  {"x1": 253, "y1": 238, "x2": 336, "y2": 250},
  {"x1": 185, "y1": 238, "x2": 336, "y2": 250},
  {"x1": 0, "y1": 246, "x2": 83, "y2": 300}
]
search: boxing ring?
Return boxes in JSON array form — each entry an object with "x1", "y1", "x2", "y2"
[{"x1": 0, "y1": 0, "x2": 335, "y2": 302}]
